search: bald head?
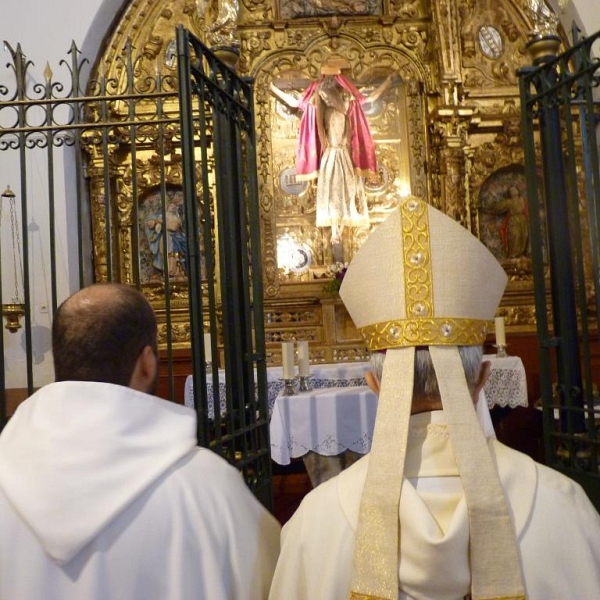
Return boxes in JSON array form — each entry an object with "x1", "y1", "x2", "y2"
[{"x1": 52, "y1": 283, "x2": 158, "y2": 389}]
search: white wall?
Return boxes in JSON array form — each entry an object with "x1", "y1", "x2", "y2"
[
  {"x1": 1, "y1": 0, "x2": 125, "y2": 70},
  {"x1": 559, "y1": 0, "x2": 600, "y2": 40},
  {"x1": 546, "y1": 0, "x2": 600, "y2": 45},
  {"x1": 0, "y1": 0, "x2": 122, "y2": 387}
]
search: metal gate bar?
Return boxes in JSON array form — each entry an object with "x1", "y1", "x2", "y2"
[
  {"x1": 177, "y1": 27, "x2": 271, "y2": 507},
  {"x1": 519, "y1": 30, "x2": 600, "y2": 508}
]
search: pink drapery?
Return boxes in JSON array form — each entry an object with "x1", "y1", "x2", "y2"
[
  {"x1": 295, "y1": 81, "x2": 321, "y2": 181},
  {"x1": 334, "y1": 74, "x2": 378, "y2": 178}
]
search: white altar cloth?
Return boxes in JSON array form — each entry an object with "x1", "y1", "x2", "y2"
[
  {"x1": 270, "y1": 386, "x2": 377, "y2": 465},
  {"x1": 269, "y1": 386, "x2": 498, "y2": 466},
  {"x1": 482, "y1": 354, "x2": 528, "y2": 408},
  {"x1": 183, "y1": 362, "x2": 370, "y2": 416}
]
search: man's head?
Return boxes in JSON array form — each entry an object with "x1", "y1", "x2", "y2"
[
  {"x1": 317, "y1": 76, "x2": 347, "y2": 113},
  {"x1": 367, "y1": 345, "x2": 489, "y2": 412},
  {"x1": 52, "y1": 283, "x2": 159, "y2": 394}
]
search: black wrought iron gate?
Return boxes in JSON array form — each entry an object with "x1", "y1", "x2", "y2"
[
  {"x1": 519, "y1": 30, "x2": 600, "y2": 509},
  {"x1": 176, "y1": 27, "x2": 272, "y2": 508},
  {"x1": 0, "y1": 28, "x2": 272, "y2": 508}
]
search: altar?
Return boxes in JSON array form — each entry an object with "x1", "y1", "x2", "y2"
[
  {"x1": 268, "y1": 354, "x2": 528, "y2": 485},
  {"x1": 184, "y1": 354, "x2": 528, "y2": 483}
]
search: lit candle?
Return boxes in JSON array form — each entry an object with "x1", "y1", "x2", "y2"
[
  {"x1": 494, "y1": 316, "x2": 506, "y2": 347},
  {"x1": 297, "y1": 341, "x2": 310, "y2": 377},
  {"x1": 281, "y1": 341, "x2": 295, "y2": 379},
  {"x1": 204, "y1": 332, "x2": 212, "y2": 363}
]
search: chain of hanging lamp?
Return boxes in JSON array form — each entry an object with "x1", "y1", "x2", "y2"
[{"x1": 8, "y1": 194, "x2": 24, "y2": 304}]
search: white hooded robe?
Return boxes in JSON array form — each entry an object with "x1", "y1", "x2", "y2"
[{"x1": 0, "y1": 381, "x2": 280, "y2": 600}]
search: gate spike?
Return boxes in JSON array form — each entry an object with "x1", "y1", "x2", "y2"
[{"x1": 43, "y1": 62, "x2": 53, "y2": 82}]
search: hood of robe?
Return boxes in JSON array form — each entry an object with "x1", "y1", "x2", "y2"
[{"x1": 0, "y1": 381, "x2": 197, "y2": 565}]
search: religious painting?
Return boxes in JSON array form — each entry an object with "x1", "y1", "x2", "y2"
[
  {"x1": 138, "y1": 186, "x2": 204, "y2": 284},
  {"x1": 278, "y1": 0, "x2": 382, "y2": 20},
  {"x1": 477, "y1": 165, "x2": 530, "y2": 262}
]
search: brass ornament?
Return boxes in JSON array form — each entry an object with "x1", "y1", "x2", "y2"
[
  {"x1": 2, "y1": 303, "x2": 26, "y2": 334},
  {"x1": 360, "y1": 317, "x2": 491, "y2": 350}
]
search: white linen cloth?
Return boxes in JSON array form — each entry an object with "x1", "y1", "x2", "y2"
[
  {"x1": 482, "y1": 354, "x2": 528, "y2": 408},
  {"x1": 270, "y1": 386, "x2": 377, "y2": 464},
  {"x1": 269, "y1": 410, "x2": 600, "y2": 600},
  {"x1": 0, "y1": 381, "x2": 280, "y2": 600},
  {"x1": 270, "y1": 386, "x2": 496, "y2": 466},
  {"x1": 183, "y1": 361, "x2": 369, "y2": 414}
]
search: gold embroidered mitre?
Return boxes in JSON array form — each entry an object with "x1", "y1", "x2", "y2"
[{"x1": 340, "y1": 197, "x2": 506, "y2": 348}]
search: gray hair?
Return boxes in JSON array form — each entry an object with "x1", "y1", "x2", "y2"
[{"x1": 369, "y1": 346, "x2": 483, "y2": 397}]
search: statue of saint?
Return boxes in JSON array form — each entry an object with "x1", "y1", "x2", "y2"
[
  {"x1": 205, "y1": 0, "x2": 240, "y2": 48},
  {"x1": 485, "y1": 186, "x2": 529, "y2": 259}
]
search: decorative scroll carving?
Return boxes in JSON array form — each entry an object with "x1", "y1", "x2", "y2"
[
  {"x1": 239, "y1": 30, "x2": 271, "y2": 71},
  {"x1": 456, "y1": 0, "x2": 530, "y2": 90},
  {"x1": 333, "y1": 346, "x2": 370, "y2": 362},
  {"x1": 240, "y1": 0, "x2": 272, "y2": 24},
  {"x1": 389, "y1": 0, "x2": 427, "y2": 19},
  {"x1": 277, "y1": 0, "x2": 382, "y2": 20}
]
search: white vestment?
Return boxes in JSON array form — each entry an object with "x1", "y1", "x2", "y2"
[
  {"x1": 269, "y1": 411, "x2": 600, "y2": 600},
  {"x1": 0, "y1": 381, "x2": 280, "y2": 600}
]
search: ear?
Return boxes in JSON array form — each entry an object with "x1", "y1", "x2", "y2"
[
  {"x1": 472, "y1": 360, "x2": 491, "y2": 406},
  {"x1": 365, "y1": 370, "x2": 381, "y2": 396},
  {"x1": 129, "y1": 345, "x2": 158, "y2": 393}
]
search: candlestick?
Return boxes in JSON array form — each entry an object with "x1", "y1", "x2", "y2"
[
  {"x1": 281, "y1": 341, "x2": 295, "y2": 380},
  {"x1": 297, "y1": 340, "x2": 310, "y2": 377},
  {"x1": 203, "y1": 332, "x2": 213, "y2": 372},
  {"x1": 204, "y1": 332, "x2": 212, "y2": 363},
  {"x1": 283, "y1": 378, "x2": 297, "y2": 396},
  {"x1": 298, "y1": 376, "x2": 311, "y2": 392},
  {"x1": 494, "y1": 316, "x2": 506, "y2": 347}
]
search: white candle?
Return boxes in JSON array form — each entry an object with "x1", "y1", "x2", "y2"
[
  {"x1": 204, "y1": 332, "x2": 212, "y2": 363},
  {"x1": 281, "y1": 341, "x2": 295, "y2": 379},
  {"x1": 495, "y1": 316, "x2": 506, "y2": 347},
  {"x1": 297, "y1": 341, "x2": 310, "y2": 377}
]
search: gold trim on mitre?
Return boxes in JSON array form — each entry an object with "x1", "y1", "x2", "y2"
[
  {"x1": 350, "y1": 593, "x2": 391, "y2": 600},
  {"x1": 401, "y1": 197, "x2": 434, "y2": 319},
  {"x1": 359, "y1": 317, "x2": 491, "y2": 350}
]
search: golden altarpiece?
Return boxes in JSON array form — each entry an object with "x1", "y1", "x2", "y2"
[{"x1": 85, "y1": 0, "x2": 558, "y2": 368}]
